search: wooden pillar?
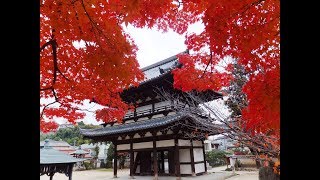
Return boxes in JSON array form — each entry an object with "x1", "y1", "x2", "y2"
[
  {"x1": 202, "y1": 140, "x2": 207, "y2": 173},
  {"x1": 161, "y1": 151, "x2": 165, "y2": 173},
  {"x1": 113, "y1": 141, "x2": 118, "y2": 178},
  {"x1": 153, "y1": 133, "x2": 158, "y2": 180},
  {"x1": 174, "y1": 137, "x2": 181, "y2": 180},
  {"x1": 68, "y1": 164, "x2": 73, "y2": 180},
  {"x1": 130, "y1": 142, "x2": 134, "y2": 177},
  {"x1": 190, "y1": 139, "x2": 196, "y2": 176},
  {"x1": 50, "y1": 174, "x2": 53, "y2": 180}
]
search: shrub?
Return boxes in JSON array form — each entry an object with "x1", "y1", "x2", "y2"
[
  {"x1": 106, "y1": 160, "x2": 113, "y2": 168},
  {"x1": 100, "y1": 161, "x2": 106, "y2": 168},
  {"x1": 205, "y1": 149, "x2": 231, "y2": 167},
  {"x1": 83, "y1": 161, "x2": 94, "y2": 170},
  {"x1": 259, "y1": 165, "x2": 280, "y2": 180}
]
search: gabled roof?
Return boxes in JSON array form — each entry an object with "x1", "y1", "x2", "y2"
[
  {"x1": 81, "y1": 113, "x2": 182, "y2": 137},
  {"x1": 140, "y1": 50, "x2": 186, "y2": 83},
  {"x1": 80, "y1": 113, "x2": 219, "y2": 138},
  {"x1": 40, "y1": 139, "x2": 71, "y2": 147},
  {"x1": 71, "y1": 148, "x2": 89, "y2": 155},
  {"x1": 40, "y1": 140, "x2": 82, "y2": 164}
]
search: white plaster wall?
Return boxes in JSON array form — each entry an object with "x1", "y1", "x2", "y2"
[
  {"x1": 152, "y1": 114, "x2": 165, "y2": 118},
  {"x1": 167, "y1": 111, "x2": 176, "y2": 116},
  {"x1": 125, "y1": 120, "x2": 135, "y2": 124},
  {"x1": 195, "y1": 163, "x2": 205, "y2": 174},
  {"x1": 137, "y1": 117, "x2": 149, "y2": 121},
  {"x1": 156, "y1": 140, "x2": 175, "y2": 147},
  {"x1": 167, "y1": 129, "x2": 173, "y2": 134},
  {"x1": 154, "y1": 100, "x2": 171, "y2": 108},
  {"x1": 133, "y1": 142, "x2": 153, "y2": 149},
  {"x1": 117, "y1": 144, "x2": 130, "y2": 151},
  {"x1": 145, "y1": 131, "x2": 152, "y2": 137},
  {"x1": 133, "y1": 133, "x2": 140, "y2": 138},
  {"x1": 193, "y1": 148, "x2": 204, "y2": 162},
  {"x1": 136, "y1": 104, "x2": 152, "y2": 112},
  {"x1": 136, "y1": 165, "x2": 140, "y2": 173},
  {"x1": 157, "y1": 131, "x2": 162, "y2": 136},
  {"x1": 117, "y1": 136, "x2": 122, "y2": 140},
  {"x1": 180, "y1": 164, "x2": 192, "y2": 174},
  {"x1": 125, "y1": 135, "x2": 130, "y2": 139},
  {"x1": 178, "y1": 139, "x2": 191, "y2": 146},
  {"x1": 193, "y1": 140, "x2": 202, "y2": 146},
  {"x1": 179, "y1": 149, "x2": 191, "y2": 163}
]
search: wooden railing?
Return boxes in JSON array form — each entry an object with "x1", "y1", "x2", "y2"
[{"x1": 123, "y1": 104, "x2": 210, "y2": 120}]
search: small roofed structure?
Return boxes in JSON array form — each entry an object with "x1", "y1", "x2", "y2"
[
  {"x1": 40, "y1": 139, "x2": 81, "y2": 180},
  {"x1": 40, "y1": 139, "x2": 76, "y2": 154},
  {"x1": 70, "y1": 146, "x2": 89, "y2": 159}
]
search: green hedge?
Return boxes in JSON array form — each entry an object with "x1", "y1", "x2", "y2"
[
  {"x1": 205, "y1": 149, "x2": 231, "y2": 167},
  {"x1": 83, "y1": 161, "x2": 95, "y2": 170},
  {"x1": 105, "y1": 160, "x2": 113, "y2": 168}
]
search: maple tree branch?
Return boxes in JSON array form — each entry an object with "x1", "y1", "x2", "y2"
[
  {"x1": 40, "y1": 100, "x2": 58, "y2": 119},
  {"x1": 155, "y1": 87, "x2": 279, "y2": 158},
  {"x1": 52, "y1": 88, "x2": 59, "y2": 102},
  {"x1": 81, "y1": 0, "x2": 114, "y2": 48},
  {"x1": 199, "y1": 51, "x2": 213, "y2": 79},
  {"x1": 51, "y1": 39, "x2": 58, "y2": 85},
  {"x1": 40, "y1": 40, "x2": 54, "y2": 52},
  {"x1": 40, "y1": 86, "x2": 53, "y2": 91}
]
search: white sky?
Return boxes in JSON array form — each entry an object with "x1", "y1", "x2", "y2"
[{"x1": 50, "y1": 22, "x2": 231, "y2": 125}]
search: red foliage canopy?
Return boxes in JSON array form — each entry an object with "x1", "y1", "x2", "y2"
[{"x1": 40, "y1": 0, "x2": 279, "y2": 136}]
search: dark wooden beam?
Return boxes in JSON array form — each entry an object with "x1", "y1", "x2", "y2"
[
  {"x1": 174, "y1": 137, "x2": 181, "y2": 179},
  {"x1": 68, "y1": 164, "x2": 73, "y2": 180},
  {"x1": 153, "y1": 132, "x2": 158, "y2": 180},
  {"x1": 118, "y1": 146, "x2": 175, "y2": 153},
  {"x1": 152, "y1": 101, "x2": 155, "y2": 113},
  {"x1": 202, "y1": 140, "x2": 207, "y2": 173},
  {"x1": 116, "y1": 134, "x2": 189, "y2": 145},
  {"x1": 114, "y1": 141, "x2": 118, "y2": 178},
  {"x1": 161, "y1": 151, "x2": 165, "y2": 173},
  {"x1": 130, "y1": 142, "x2": 134, "y2": 177},
  {"x1": 190, "y1": 139, "x2": 196, "y2": 176}
]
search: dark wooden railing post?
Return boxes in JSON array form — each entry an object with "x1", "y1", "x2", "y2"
[
  {"x1": 174, "y1": 137, "x2": 181, "y2": 180},
  {"x1": 130, "y1": 141, "x2": 134, "y2": 178},
  {"x1": 190, "y1": 139, "x2": 196, "y2": 176},
  {"x1": 202, "y1": 140, "x2": 207, "y2": 174},
  {"x1": 113, "y1": 141, "x2": 118, "y2": 178},
  {"x1": 153, "y1": 132, "x2": 158, "y2": 180}
]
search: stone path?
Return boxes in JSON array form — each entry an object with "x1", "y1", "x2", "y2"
[{"x1": 40, "y1": 165, "x2": 258, "y2": 180}]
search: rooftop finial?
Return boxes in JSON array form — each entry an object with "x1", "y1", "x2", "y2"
[{"x1": 44, "y1": 139, "x2": 52, "y2": 149}]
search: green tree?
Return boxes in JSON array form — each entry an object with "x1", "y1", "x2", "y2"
[{"x1": 40, "y1": 124, "x2": 99, "y2": 146}]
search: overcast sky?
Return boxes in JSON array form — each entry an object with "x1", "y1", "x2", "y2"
[{"x1": 52, "y1": 22, "x2": 231, "y2": 125}]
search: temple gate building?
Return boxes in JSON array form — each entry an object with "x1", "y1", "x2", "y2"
[{"x1": 80, "y1": 52, "x2": 223, "y2": 179}]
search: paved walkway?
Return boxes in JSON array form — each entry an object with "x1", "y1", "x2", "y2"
[{"x1": 40, "y1": 166, "x2": 258, "y2": 180}]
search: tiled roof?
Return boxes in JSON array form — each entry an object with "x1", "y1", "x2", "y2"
[
  {"x1": 71, "y1": 149, "x2": 89, "y2": 155},
  {"x1": 80, "y1": 113, "x2": 219, "y2": 137},
  {"x1": 80, "y1": 113, "x2": 183, "y2": 137},
  {"x1": 40, "y1": 140, "x2": 83, "y2": 164},
  {"x1": 40, "y1": 139, "x2": 72, "y2": 147}
]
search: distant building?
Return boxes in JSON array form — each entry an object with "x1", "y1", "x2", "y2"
[
  {"x1": 57, "y1": 123, "x2": 74, "y2": 130},
  {"x1": 80, "y1": 142, "x2": 108, "y2": 163},
  {"x1": 40, "y1": 139, "x2": 76, "y2": 154},
  {"x1": 204, "y1": 135, "x2": 237, "y2": 151}
]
